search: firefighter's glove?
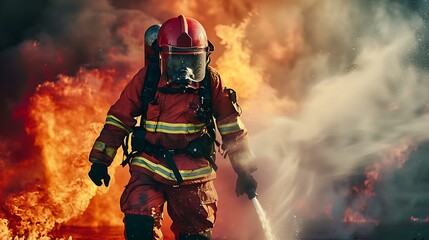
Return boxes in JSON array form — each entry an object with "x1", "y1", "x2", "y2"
[
  {"x1": 88, "y1": 163, "x2": 111, "y2": 187},
  {"x1": 235, "y1": 172, "x2": 257, "y2": 199}
]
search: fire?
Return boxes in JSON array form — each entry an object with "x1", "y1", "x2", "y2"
[
  {"x1": 0, "y1": 68, "x2": 129, "y2": 239},
  {"x1": 215, "y1": 16, "x2": 263, "y2": 100},
  {"x1": 341, "y1": 141, "x2": 415, "y2": 225},
  {"x1": 0, "y1": 219, "x2": 11, "y2": 239},
  {"x1": 343, "y1": 208, "x2": 378, "y2": 225}
]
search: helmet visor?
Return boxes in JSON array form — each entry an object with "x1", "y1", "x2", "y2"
[{"x1": 165, "y1": 53, "x2": 206, "y2": 82}]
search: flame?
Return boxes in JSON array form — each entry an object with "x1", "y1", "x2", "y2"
[
  {"x1": 0, "y1": 68, "x2": 129, "y2": 239},
  {"x1": 341, "y1": 141, "x2": 415, "y2": 225},
  {"x1": 0, "y1": 219, "x2": 11, "y2": 239},
  {"x1": 342, "y1": 208, "x2": 378, "y2": 225},
  {"x1": 214, "y1": 16, "x2": 263, "y2": 100}
]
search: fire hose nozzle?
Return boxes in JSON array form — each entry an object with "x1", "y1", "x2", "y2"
[{"x1": 247, "y1": 191, "x2": 258, "y2": 200}]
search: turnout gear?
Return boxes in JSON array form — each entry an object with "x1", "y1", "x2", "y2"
[
  {"x1": 120, "y1": 172, "x2": 217, "y2": 240},
  {"x1": 89, "y1": 15, "x2": 258, "y2": 239},
  {"x1": 88, "y1": 162, "x2": 110, "y2": 187},
  {"x1": 124, "y1": 133, "x2": 217, "y2": 185},
  {"x1": 120, "y1": 48, "x2": 218, "y2": 184}
]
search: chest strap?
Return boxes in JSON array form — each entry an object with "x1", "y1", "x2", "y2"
[{"x1": 126, "y1": 134, "x2": 218, "y2": 185}]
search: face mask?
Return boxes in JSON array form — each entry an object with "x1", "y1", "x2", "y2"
[{"x1": 165, "y1": 53, "x2": 206, "y2": 83}]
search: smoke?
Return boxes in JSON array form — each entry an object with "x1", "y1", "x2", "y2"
[
  {"x1": 241, "y1": 0, "x2": 429, "y2": 239},
  {"x1": 0, "y1": 0, "x2": 156, "y2": 135}
]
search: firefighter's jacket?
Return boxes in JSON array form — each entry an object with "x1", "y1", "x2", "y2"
[{"x1": 89, "y1": 66, "x2": 256, "y2": 184}]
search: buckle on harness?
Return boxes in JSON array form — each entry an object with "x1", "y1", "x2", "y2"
[
  {"x1": 161, "y1": 149, "x2": 175, "y2": 158},
  {"x1": 162, "y1": 149, "x2": 184, "y2": 185}
]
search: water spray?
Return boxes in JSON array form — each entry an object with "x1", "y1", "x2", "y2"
[{"x1": 250, "y1": 194, "x2": 278, "y2": 240}]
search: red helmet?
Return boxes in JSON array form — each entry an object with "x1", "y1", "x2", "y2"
[{"x1": 158, "y1": 15, "x2": 214, "y2": 83}]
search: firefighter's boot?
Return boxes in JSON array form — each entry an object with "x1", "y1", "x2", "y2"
[
  {"x1": 178, "y1": 231, "x2": 211, "y2": 240},
  {"x1": 124, "y1": 214, "x2": 154, "y2": 240}
]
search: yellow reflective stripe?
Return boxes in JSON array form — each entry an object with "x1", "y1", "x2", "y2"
[
  {"x1": 92, "y1": 141, "x2": 117, "y2": 159},
  {"x1": 144, "y1": 121, "x2": 205, "y2": 134},
  {"x1": 105, "y1": 121, "x2": 126, "y2": 131},
  {"x1": 218, "y1": 118, "x2": 245, "y2": 135},
  {"x1": 105, "y1": 115, "x2": 132, "y2": 133},
  {"x1": 131, "y1": 156, "x2": 213, "y2": 181}
]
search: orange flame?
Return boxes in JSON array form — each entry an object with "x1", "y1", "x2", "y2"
[
  {"x1": 215, "y1": 16, "x2": 263, "y2": 100},
  {"x1": 343, "y1": 208, "x2": 379, "y2": 225},
  {"x1": 0, "y1": 68, "x2": 129, "y2": 239},
  {"x1": 341, "y1": 141, "x2": 415, "y2": 225}
]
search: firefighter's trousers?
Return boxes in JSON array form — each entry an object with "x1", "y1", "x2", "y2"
[{"x1": 120, "y1": 171, "x2": 218, "y2": 239}]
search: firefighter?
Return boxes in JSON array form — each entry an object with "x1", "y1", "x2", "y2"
[{"x1": 88, "y1": 15, "x2": 257, "y2": 240}]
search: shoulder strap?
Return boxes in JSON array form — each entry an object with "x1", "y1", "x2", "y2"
[
  {"x1": 199, "y1": 67, "x2": 218, "y2": 145},
  {"x1": 140, "y1": 60, "x2": 161, "y2": 120},
  {"x1": 121, "y1": 46, "x2": 160, "y2": 167},
  {"x1": 121, "y1": 62, "x2": 160, "y2": 167}
]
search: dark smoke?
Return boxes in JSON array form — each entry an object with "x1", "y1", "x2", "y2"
[{"x1": 0, "y1": 0, "x2": 152, "y2": 137}]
